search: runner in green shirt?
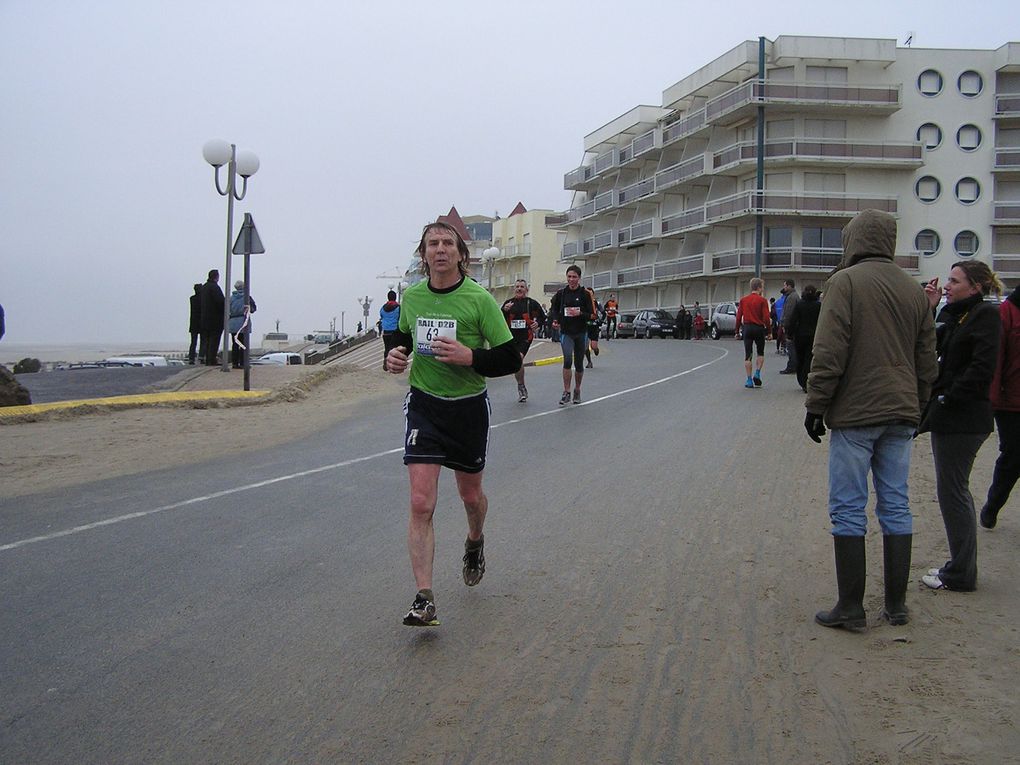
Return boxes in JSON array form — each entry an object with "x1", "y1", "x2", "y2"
[{"x1": 386, "y1": 221, "x2": 521, "y2": 627}]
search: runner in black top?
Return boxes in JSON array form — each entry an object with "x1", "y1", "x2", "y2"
[
  {"x1": 550, "y1": 264, "x2": 596, "y2": 405},
  {"x1": 502, "y1": 279, "x2": 547, "y2": 403}
]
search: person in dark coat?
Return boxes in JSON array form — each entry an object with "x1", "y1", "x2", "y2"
[
  {"x1": 188, "y1": 284, "x2": 202, "y2": 364},
  {"x1": 200, "y1": 269, "x2": 225, "y2": 366},
  {"x1": 982, "y1": 287, "x2": 1020, "y2": 529},
  {"x1": 786, "y1": 284, "x2": 822, "y2": 391},
  {"x1": 919, "y1": 260, "x2": 1002, "y2": 592}
]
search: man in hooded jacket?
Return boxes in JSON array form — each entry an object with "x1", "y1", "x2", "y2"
[
  {"x1": 804, "y1": 209, "x2": 938, "y2": 630},
  {"x1": 379, "y1": 290, "x2": 401, "y2": 370}
]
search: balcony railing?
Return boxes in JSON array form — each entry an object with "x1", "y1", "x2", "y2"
[
  {"x1": 662, "y1": 207, "x2": 706, "y2": 235},
  {"x1": 713, "y1": 139, "x2": 922, "y2": 170},
  {"x1": 656, "y1": 154, "x2": 706, "y2": 192},
  {"x1": 993, "y1": 254, "x2": 1020, "y2": 276},
  {"x1": 617, "y1": 265, "x2": 655, "y2": 286},
  {"x1": 592, "y1": 270, "x2": 614, "y2": 289},
  {"x1": 711, "y1": 247, "x2": 844, "y2": 272},
  {"x1": 654, "y1": 255, "x2": 706, "y2": 280},
  {"x1": 594, "y1": 148, "x2": 618, "y2": 175},
  {"x1": 562, "y1": 240, "x2": 580, "y2": 259},
  {"x1": 662, "y1": 108, "x2": 707, "y2": 146},
  {"x1": 994, "y1": 148, "x2": 1020, "y2": 169},
  {"x1": 994, "y1": 202, "x2": 1020, "y2": 223},
  {"x1": 618, "y1": 177, "x2": 656, "y2": 205},
  {"x1": 545, "y1": 213, "x2": 569, "y2": 227},
  {"x1": 996, "y1": 93, "x2": 1020, "y2": 116},
  {"x1": 704, "y1": 190, "x2": 897, "y2": 226}
]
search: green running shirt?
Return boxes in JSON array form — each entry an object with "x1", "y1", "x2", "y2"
[{"x1": 398, "y1": 277, "x2": 513, "y2": 399}]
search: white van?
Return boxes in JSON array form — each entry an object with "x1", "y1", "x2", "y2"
[{"x1": 252, "y1": 352, "x2": 303, "y2": 366}]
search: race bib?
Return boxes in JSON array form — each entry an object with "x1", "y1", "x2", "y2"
[
  {"x1": 416, "y1": 317, "x2": 457, "y2": 355},
  {"x1": 510, "y1": 319, "x2": 527, "y2": 329},
  {"x1": 564, "y1": 306, "x2": 581, "y2": 317}
]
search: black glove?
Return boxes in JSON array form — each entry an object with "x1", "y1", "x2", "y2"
[{"x1": 804, "y1": 412, "x2": 826, "y2": 443}]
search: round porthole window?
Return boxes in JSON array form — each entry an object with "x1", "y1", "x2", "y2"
[
  {"x1": 954, "y1": 230, "x2": 978, "y2": 257},
  {"x1": 918, "y1": 69, "x2": 944, "y2": 96},
  {"x1": 955, "y1": 177, "x2": 980, "y2": 204},
  {"x1": 917, "y1": 123, "x2": 942, "y2": 150},
  {"x1": 915, "y1": 229, "x2": 941, "y2": 257},
  {"x1": 958, "y1": 70, "x2": 983, "y2": 97},
  {"x1": 915, "y1": 176, "x2": 941, "y2": 203},
  {"x1": 957, "y1": 124, "x2": 982, "y2": 151}
]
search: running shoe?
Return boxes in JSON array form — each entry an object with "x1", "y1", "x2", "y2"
[
  {"x1": 463, "y1": 537, "x2": 485, "y2": 586},
  {"x1": 518, "y1": 384, "x2": 528, "y2": 403},
  {"x1": 753, "y1": 374, "x2": 762, "y2": 387},
  {"x1": 572, "y1": 390, "x2": 581, "y2": 404},
  {"x1": 559, "y1": 391, "x2": 571, "y2": 406},
  {"x1": 403, "y1": 593, "x2": 439, "y2": 627},
  {"x1": 745, "y1": 378, "x2": 755, "y2": 389},
  {"x1": 921, "y1": 574, "x2": 946, "y2": 590},
  {"x1": 585, "y1": 361, "x2": 593, "y2": 368}
]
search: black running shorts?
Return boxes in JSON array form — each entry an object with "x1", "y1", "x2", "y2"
[
  {"x1": 512, "y1": 337, "x2": 532, "y2": 358},
  {"x1": 742, "y1": 324, "x2": 766, "y2": 360},
  {"x1": 403, "y1": 387, "x2": 491, "y2": 473}
]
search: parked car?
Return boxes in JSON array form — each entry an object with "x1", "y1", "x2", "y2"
[
  {"x1": 616, "y1": 312, "x2": 638, "y2": 338},
  {"x1": 634, "y1": 309, "x2": 677, "y2": 338},
  {"x1": 709, "y1": 302, "x2": 738, "y2": 340},
  {"x1": 252, "y1": 352, "x2": 303, "y2": 365}
]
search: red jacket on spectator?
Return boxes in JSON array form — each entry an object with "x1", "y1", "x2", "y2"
[{"x1": 991, "y1": 291, "x2": 1020, "y2": 412}]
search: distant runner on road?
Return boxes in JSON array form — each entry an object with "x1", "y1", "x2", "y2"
[
  {"x1": 550, "y1": 265, "x2": 596, "y2": 406},
  {"x1": 501, "y1": 279, "x2": 546, "y2": 403},
  {"x1": 385, "y1": 221, "x2": 521, "y2": 627}
]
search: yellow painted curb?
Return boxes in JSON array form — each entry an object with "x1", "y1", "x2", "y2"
[{"x1": 0, "y1": 389, "x2": 271, "y2": 418}]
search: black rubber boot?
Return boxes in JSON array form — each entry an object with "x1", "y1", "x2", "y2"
[
  {"x1": 815, "y1": 535, "x2": 867, "y2": 631},
  {"x1": 880, "y1": 534, "x2": 912, "y2": 626}
]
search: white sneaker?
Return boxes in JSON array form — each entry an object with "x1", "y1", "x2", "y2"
[
  {"x1": 927, "y1": 567, "x2": 941, "y2": 577},
  {"x1": 921, "y1": 574, "x2": 946, "y2": 590}
]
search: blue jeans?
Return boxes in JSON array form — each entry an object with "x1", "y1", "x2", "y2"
[{"x1": 828, "y1": 424, "x2": 915, "y2": 536}]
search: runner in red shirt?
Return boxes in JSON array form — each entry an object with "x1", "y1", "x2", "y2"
[{"x1": 735, "y1": 277, "x2": 773, "y2": 388}]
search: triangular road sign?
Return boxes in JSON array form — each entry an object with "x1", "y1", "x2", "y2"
[{"x1": 232, "y1": 213, "x2": 266, "y2": 254}]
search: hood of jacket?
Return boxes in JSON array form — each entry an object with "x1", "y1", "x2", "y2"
[
  {"x1": 840, "y1": 208, "x2": 897, "y2": 268},
  {"x1": 381, "y1": 301, "x2": 399, "y2": 313}
]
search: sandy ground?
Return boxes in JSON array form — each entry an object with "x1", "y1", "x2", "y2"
[
  {"x1": 0, "y1": 363, "x2": 407, "y2": 498},
  {"x1": 2, "y1": 348, "x2": 1018, "y2": 761}
]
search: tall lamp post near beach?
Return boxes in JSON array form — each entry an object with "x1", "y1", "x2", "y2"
[
  {"x1": 483, "y1": 246, "x2": 500, "y2": 294},
  {"x1": 357, "y1": 296, "x2": 373, "y2": 334},
  {"x1": 202, "y1": 139, "x2": 260, "y2": 372}
]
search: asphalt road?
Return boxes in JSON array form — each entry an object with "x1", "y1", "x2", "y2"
[{"x1": 0, "y1": 339, "x2": 917, "y2": 763}]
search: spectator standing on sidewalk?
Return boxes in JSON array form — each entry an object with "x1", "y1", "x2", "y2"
[
  {"x1": 805, "y1": 209, "x2": 937, "y2": 630},
  {"x1": 982, "y1": 286, "x2": 1020, "y2": 529},
  {"x1": 786, "y1": 284, "x2": 821, "y2": 392},
  {"x1": 780, "y1": 280, "x2": 800, "y2": 374},
  {"x1": 918, "y1": 261, "x2": 1001, "y2": 592},
  {"x1": 188, "y1": 284, "x2": 202, "y2": 364},
  {"x1": 379, "y1": 290, "x2": 401, "y2": 370},
  {"x1": 200, "y1": 269, "x2": 225, "y2": 366}
]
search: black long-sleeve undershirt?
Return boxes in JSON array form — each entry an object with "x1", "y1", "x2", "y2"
[{"x1": 387, "y1": 331, "x2": 521, "y2": 377}]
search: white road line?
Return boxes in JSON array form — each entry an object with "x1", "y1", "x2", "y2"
[{"x1": 1, "y1": 347, "x2": 727, "y2": 552}]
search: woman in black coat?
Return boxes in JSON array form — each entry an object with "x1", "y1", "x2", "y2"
[
  {"x1": 919, "y1": 260, "x2": 1002, "y2": 592},
  {"x1": 785, "y1": 284, "x2": 821, "y2": 391}
]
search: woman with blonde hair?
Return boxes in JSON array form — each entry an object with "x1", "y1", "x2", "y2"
[{"x1": 919, "y1": 260, "x2": 1003, "y2": 591}]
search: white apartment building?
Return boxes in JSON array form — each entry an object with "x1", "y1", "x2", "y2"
[
  {"x1": 554, "y1": 35, "x2": 1020, "y2": 313},
  {"x1": 489, "y1": 203, "x2": 567, "y2": 305}
]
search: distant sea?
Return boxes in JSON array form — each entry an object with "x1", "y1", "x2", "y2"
[{"x1": 1, "y1": 341, "x2": 187, "y2": 365}]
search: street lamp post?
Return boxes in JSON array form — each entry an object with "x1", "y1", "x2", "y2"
[
  {"x1": 202, "y1": 139, "x2": 259, "y2": 372},
  {"x1": 483, "y1": 246, "x2": 500, "y2": 294},
  {"x1": 357, "y1": 296, "x2": 373, "y2": 334}
]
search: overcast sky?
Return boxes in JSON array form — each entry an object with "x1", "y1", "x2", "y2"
[{"x1": 1, "y1": 0, "x2": 1016, "y2": 346}]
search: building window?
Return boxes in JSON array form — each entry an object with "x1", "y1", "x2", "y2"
[
  {"x1": 954, "y1": 230, "x2": 979, "y2": 256},
  {"x1": 917, "y1": 123, "x2": 942, "y2": 149},
  {"x1": 955, "y1": 177, "x2": 980, "y2": 204},
  {"x1": 802, "y1": 227, "x2": 842, "y2": 249},
  {"x1": 916, "y1": 229, "x2": 941, "y2": 257},
  {"x1": 766, "y1": 227, "x2": 792, "y2": 249},
  {"x1": 958, "y1": 70, "x2": 983, "y2": 97},
  {"x1": 957, "y1": 124, "x2": 982, "y2": 151},
  {"x1": 915, "y1": 176, "x2": 941, "y2": 203},
  {"x1": 918, "y1": 69, "x2": 944, "y2": 96}
]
